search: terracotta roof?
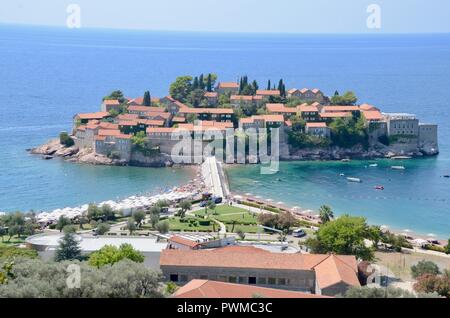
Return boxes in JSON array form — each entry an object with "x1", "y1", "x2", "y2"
[
  {"x1": 239, "y1": 114, "x2": 284, "y2": 125},
  {"x1": 160, "y1": 246, "x2": 329, "y2": 270},
  {"x1": 196, "y1": 120, "x2": 233, "y2": 128},
  {"x1": 297, "y1": 104, "x2": 319, "y2": 113},
  {"x1": 117, "y1": 113, "x2": 139, "y2": 121},
  {"x1": 76, "y1": 112, "x2": 110, "y2": 120},
  {"x1": 256, "y1": 90, "x2": 280, "y2": 96},
  {"x1": 178, "y1": 108, "x2": 233, "y2": 115},
  {"x1": 322, "y1": 105, "x2": 360, "y2": 112},
  {"x1": 362, "y1": 110, "x2": 383, "y2": 121},
  {"x1": 97, "y1": 129, "x2": 132, "y2": 139},
  {"x1": 128, "y1": 105, "x2": 164, "y2": 113},
  {"x1": 313, "y1": 255, "x2": 360, "y2": 290},
  {"x1": 285, "y1": 120, "x2": 292, "y2": 127},
  {"x1": 218, "y1": 82, "x2": 239, "y2": 89},
  {"x1": 138, "y1": 119, "x2": 165, "y2": 126},
  {"x1": 204, "y1": 92, "x2": 218, "y2": 98},
  {"x1": 319, "y1": 112, "x2": 352, "y2": 118},
  {"x1": 103, "y1": 99, "x2": 120, "y2": 105},
  {"x1": 169, "y1": 236, "x2": 200, "y2": 248},
  {"x1": 230, "y1": 95, "x2": 253, "y2": 101},
  {"x1": 173, "y1": 280, "x2": 330, "y2": 298},
  {"x1": 266, "y1": 103, "x2": 297, "y2": 114},
  {"x1": 147, "y1": 127, "x2": 177, "y2": 134},
  {"x1": 77, "y1": 126, "x2": 86, "y2": 131},
  {"x1": 306, "y1": 122, "x2": 327, "y2": 128},
  {"x1": 172, "y1": 116, "x2": 186, "y2": 123},
  {"x1": 94, "y1": 135, "x2": 106, "y2": 141},
  {"x1": 118, "y1": 120, "x2": 138, "y2": 126},
  {"x1": 98, "y1": 122, "x2": 119, "y2": 130},
  {"x1": 359, "y1": 104, "x2": 377, "y2": 111}
]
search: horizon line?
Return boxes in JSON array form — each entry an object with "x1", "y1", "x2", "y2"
[{"x1": 2, "y1": 22, "x2": 450, "y2": 36}]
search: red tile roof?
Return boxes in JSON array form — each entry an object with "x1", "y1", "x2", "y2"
[
  {"x1": 76, "y1": 112, "x2": 110, "y2": 120},
  {"x1": 266, "y1": 103, "x2": 298, "y2": 114},
  {"x1": 319, "y1": 112, "x2": 352, "y2": 118},
  {"x1": 117, "y1": 113, "x2": 139, "y2": 121},
  {"x1": 172, "y1": 116, "x2": 186, "y2": 123},
  {"x1": 103, "y1": 99, "x2": 120, "y2": 105},
  {"x1": 322, "y1": 105, "x2": 360, "y2": 112},
  {"x1": 169, "y1": 236, "x2": 200, "y2": 248},
  {"x1": 204, "y1": 92, "x2": 218, "y2": 98},
  {"x1": 297, "y1": 103, "x2": 319, "y2": 112},
  {"x1": 362, "y1": 110, "x2": 383, "y2": 121},
  {"x1": 256, "y1": 90, "x2": 280, "y2": 96},
  {"x1": 306, "y1": 122, "x2": 327, "y2": 128},
  {"x1": 128, "y1": 105, "x2": 164, "y2": 113},
  {"x1": 160, "y1": 246, "x2": 330, "y2": 270},
  {"x1": 218, "y1": 82, "x2": 239, "y2": 89},
  {"x1": 173, "y1": 280, "x2": 330, "y2": 298},
  {"x1": 313, "y1": 255, "x2": 360, "y2": 289},
  {"x1": 178, "y1": 108, "x2": 233, "y2": 115}
]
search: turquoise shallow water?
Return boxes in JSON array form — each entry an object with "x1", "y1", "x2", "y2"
[
  {"x1": 0, "y1": 25, "x2": 449, "y2": 236},
  {"x1": 226, "y1": 159, "x2": 450, "y2": 238}
]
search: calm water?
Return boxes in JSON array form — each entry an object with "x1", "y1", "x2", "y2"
[{"x1": 0, "y1": 25, "x2": 449, "y2": 236}]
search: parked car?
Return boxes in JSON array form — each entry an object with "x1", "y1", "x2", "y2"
[
  {"x1": 293, "y1": 228, "x2": 306, "y2": 238},
  {"x1": 212, "y1": 196, "x2": 223, "y2": 204},
  {"x1": 199, "y1": 201, "x2": 208, "y2": 207}
]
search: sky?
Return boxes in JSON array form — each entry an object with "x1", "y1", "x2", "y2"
[{"x1": 0, "y1": 0, "x2": 449, "y2": 33}]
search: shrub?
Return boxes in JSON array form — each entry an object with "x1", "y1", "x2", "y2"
[
  {"x1": 198, "y1": 220, "x2": 211, "y2": 226},
  {"x1": 59, "y1": 132, "x2": 74, "y2": 147},
  {"x1": 411, "y1": 260, "x2": 441, "y2": 279}
]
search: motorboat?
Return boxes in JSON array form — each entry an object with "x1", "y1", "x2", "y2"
[
  {"x1": 391, "y1": 165, "x2": 405, "y2": 170},
  {"x1": 346, "y1": 177, "x2": 362, "y2": 183},
  {"x1": 374, "y1": 185, "x2": 384, "y2": 190},
  {"x1": 369, "y1": 163, "x2": 378, "y2": 167}
]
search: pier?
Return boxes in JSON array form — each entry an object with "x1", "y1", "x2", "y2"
[{"x1": 201, "y1": 156, "x2": 229, "y2": 199}]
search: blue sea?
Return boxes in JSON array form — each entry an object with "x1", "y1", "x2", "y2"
[{"x1": 0, "y1": 25, "x2": 449, "y2": 237}]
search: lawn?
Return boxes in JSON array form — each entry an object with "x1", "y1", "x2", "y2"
[
  {"x1": 193, "y1": 205, "x2": 259, "y2": 233},
  {"x1": 0, "y1": 235, "x2": 27, "y2": 245},
  {"x1": 168, "y1": 216, "x2": 215, "y2": 232}
]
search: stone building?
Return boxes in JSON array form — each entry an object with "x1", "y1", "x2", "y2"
[{"x1": 160, "y1": 246, "x2": 360, "y2": 296}]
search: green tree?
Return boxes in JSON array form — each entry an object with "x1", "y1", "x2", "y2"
[
  {"x1": 169, "y1": 76, "x2": 193, "y2": 102},
  {"x1": 319, "y1": 205, "x2": 334, "y2": 224},
  {"x1": 411, "y1": 260, "x2": 441, "y2": 279},
  {"x1": 206, "y1": 74, "x2": 212, "y2": 92},
  {"x1": 445, "y1": 239, "x2": 450, "y2": 254},
  {"x1": 178, "y1": 200, "x2": 192, "y2": 219},
  {"x1": 132, "y1": 210, "x2": 146, "y2": 228},
  {"x1": 150, "y1": 213, "x2": 160, "y2": 228},
  {"x1": 88, "y1": 243, "x2": 144, "y2": 268},
  {"x1": 126, "y1": 218, "x2": 137, "y2": 235},
  {"x1": 305, "y1": 215, "x2": 375, "y2": 261},
  {"x1": 344, "y1": 286, "x2": 417, "y2": 298},
  {"x1": 143, "y1": 91, "x2": 151, "y2": 106},
  {"x1": 236, "y1": 228, "x2": 245, "y2": 240},
  {"x1": 330, "y1": 91, "x2": 357, "y2": 105},
  {"x1": 96, "y1": 222, "x2": 111, "y2": 235},
  {"x1": 54, "y1": 232, "x2": 82, "y2": 262},
  {"x1": 155, "y1": 220, "x2": 169, "y2": 234},
  {"x1": 266, "y1": 79, "x2": 271, "y2": 90},
  {"x1": 103, "y1": 90, "x2": 125, "y2": 103},
  {"x1": 59, "y1": 132, "x2": 74, "y2": 147},
  {"x1": 55, "y1": 216, "x2": 72, "y2": 232}
]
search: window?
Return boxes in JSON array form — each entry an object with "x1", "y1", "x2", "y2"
[
  {"x1": 248, "y1": 277, "x2": 257, "y2": 284},
  {"x1": 169, "y1": 274, "x2": 179, "y2": 282},
  {"x1": 228, "y1": 276, "x2": 237, "y2": 283},
  {"x1": 268, "y1": 277, "x2": 276, "y2": 285},
  {"x1": 199, "y1": 275, "x2": 208, "y2": 280},
  {"x1": 180, "y1": 275, "x2": 188, "y2": 282},
  {"x1": 257, "y1": 277, "x2": 267, "y2": 285},
  {"x1": 278, "y1": 278, "x2": 286, "y2": 285},
  {"x1": 218, "y1": 275, "x2": 227, "y2": 282},
  {"x1": 238, "y1": 277, "x2": 246, "y2": 284}
]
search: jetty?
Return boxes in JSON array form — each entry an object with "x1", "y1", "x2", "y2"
[{"x1": 201, "y1": 156, "x2": 230, "y2": 199}]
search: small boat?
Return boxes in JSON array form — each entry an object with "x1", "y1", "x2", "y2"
[
  {"x1": 443, "y1": 175, "x2": 450, "y2": 178},
  {"x1": 391, "y1": 165, "x2": 405, "y2": 170},
  {"x1": 341, "y1": 159, "x2": 351, "y2": 162},
  {"x1": 346, "y1": 177, "x2": 362, "y2": 183},
  {"x1": 374, "y1": 185, "x2": 384, "y2": 190},
  {"x1": 391, "y1": 156, "x2": 412, "y2": 160},
  {"x1": 339, "y1": 173, "x2": 345, "y2": 177},
  {"x1": 369, "y1": 163, "x2": 378, "y2": 167}
]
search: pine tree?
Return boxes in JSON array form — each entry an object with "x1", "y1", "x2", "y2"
[
  {"x1": 206, "y1": 74, "x2": 212, "y2": 92},
  {"x1": 143, "y1": 91, "x2": 151, "y2": 106},
  {"x1": 334, "y1": 90, "x2": 339, "y2": 96},
  {"x1": 54, "y1": 232, "x2": 82, "y2": 262}
]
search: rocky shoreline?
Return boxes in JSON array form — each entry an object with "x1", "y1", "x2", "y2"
[
  {"x1": 29, "y1": 139, "x2": 174, "y2": 167},
  {"x1": 30, "y1": 139, "x2": 439, "y2": 168}
]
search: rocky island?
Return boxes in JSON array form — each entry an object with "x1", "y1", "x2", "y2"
[{"x1": 31, "y1": 74, "x2": 439, "y2": 166}]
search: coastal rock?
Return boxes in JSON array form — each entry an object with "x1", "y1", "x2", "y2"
[
  {"x1": 129, "y1": 151, "x2": 174, "y2": 167},
  {"x1": 30, "y1": 139, "x2": 64, "y2": 155}
]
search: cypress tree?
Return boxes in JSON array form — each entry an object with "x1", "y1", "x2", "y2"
[
  {"x1": 206, "y1": 74, "x2": 212, "y2": 92},
  {"x1": 143, "y1": 91, "x2": 151, "y2": 106},
  {"x1": 277, "y1": 79, "x2": 283, "y2": 92},
  {"x1": 252, "y1": 80, "x2": 259, "y2": 94},
  {"x1": 239, "y1": 77, "x2": 243, "y2": 94},
  {"x1": 199, "y1": 74, "x2": 205, "y2": 90},
  {"x1": 193, "y1": 77, "x2": 199, "y2": 90},
  {"x1": 267, "y1": 80, "x2": 271, "y2": 90}
]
